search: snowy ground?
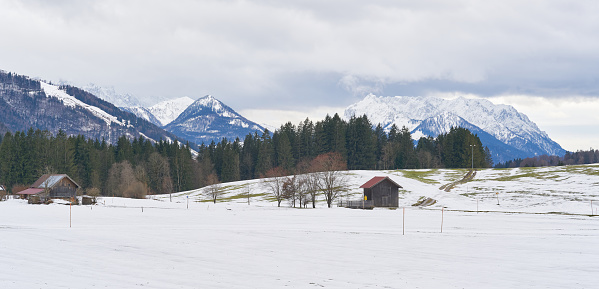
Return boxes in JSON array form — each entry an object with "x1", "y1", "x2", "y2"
[{"x1": 1, "y1": 165, "x2": 598, "y2": 288}]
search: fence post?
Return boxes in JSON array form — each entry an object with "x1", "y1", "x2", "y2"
[
  {"x1": 441, "y1": 207, "x2": 444, "y2": 233},
  {"x1": 403, "y1": 207, "x2": 405, "y2": 236}
]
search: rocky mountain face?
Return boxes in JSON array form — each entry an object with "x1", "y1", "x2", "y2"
[
  {"x1": 0, "y1": 70, "x2": 178, "y2": 143},
  {"x1": 344, "y1": 94, "x2": 566, "y2": 163},
  {"x1": 164, "y1": 95, "x2": 264, "y2": 145}
]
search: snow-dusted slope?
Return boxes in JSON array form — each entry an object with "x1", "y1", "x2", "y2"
[
  {"x1": 344, "y1": 94, "x2": 566, "y2": 161},
  {"x1": 165, "y1": 95, "x2": 264, "y2": 144},
  {"x1": 41, "y1": 82, "x2": 126, "y2": 127},
  {"x1": 120, "y1": 106, "x2": 162, "y2": 127},
  {"x1": 148, "y1": 96, "x2": 195, "y2": 126}
]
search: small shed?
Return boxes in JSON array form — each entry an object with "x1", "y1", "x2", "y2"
[
  {"x1": 17, "y1": 188, "x2": 49, "y2": 204},
  {"x1": 26, "y1": 174, "x2": 80, "y2": 199},
  {"x1": 360, "y1": 176, "x2": 402, "y2": 207}
]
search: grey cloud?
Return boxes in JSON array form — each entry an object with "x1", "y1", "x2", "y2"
[{"x1": 1, "y1": 0, "x2": 599, "y2": 111}]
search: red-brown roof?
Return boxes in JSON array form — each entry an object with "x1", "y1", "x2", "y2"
[
  {"x1": 16, "y1": 188, "x2": 45, "y2": 195},
  {"x1": 360, "y1": 176, "x2": 402, "y2": 189}
]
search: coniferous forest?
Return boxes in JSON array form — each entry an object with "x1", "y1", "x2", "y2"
[{"x1": 0, "y1": 113, "x2": 493, "y2": 196}]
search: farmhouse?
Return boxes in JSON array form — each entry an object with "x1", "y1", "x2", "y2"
[
  {"x1": 360, "y1": 176, "x2": 402, "y2": 207},
  {"x1": 17, "y1": 174, "x2": 80, "y2": 203}
]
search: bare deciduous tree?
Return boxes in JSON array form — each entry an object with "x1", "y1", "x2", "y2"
[
  {"x1": 282, "y1": 175, "x2": 298, "y2": 207},
  {"x1": 296, "y1": 158, "x2": 319, "y2": 208},
  {"x1": 263, "y1": 167, "x2": 288, "y2": 207},
  {"x1": 106, "y1": 161, "x2": 147, "y2": 199},
  {"x1": 310, "y1": 152, "x2": 348, "y2": 208},
  {"x1": 204, "y1": 173, "x2": 222, "y2": 204},
  {"x1": 147, "y1": 152, "x2": 173, "y2": 194}
]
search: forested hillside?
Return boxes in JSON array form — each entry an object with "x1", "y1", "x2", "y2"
[{"x1": 0, "y1": 129, "x2": 199, "y2": 197}]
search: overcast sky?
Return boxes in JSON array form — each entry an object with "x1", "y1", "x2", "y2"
[{"x1": 1, "y1": 0, "x2": 599, "y2": 151}]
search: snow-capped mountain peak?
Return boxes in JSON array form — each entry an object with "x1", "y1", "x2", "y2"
[
  {"x1": 148, "y1": 96, "x2": 195, "y2": 127},
  {"x1": 165, "y1": 95, "x2": 264, "y2": 144},
  {"x1": 191, "y1": 95, "x2": 235, "y2": 118}
]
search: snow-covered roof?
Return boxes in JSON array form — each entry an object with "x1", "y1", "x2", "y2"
[{"x1": 32, "y1": 174, "x2": 80, "y2": 189}]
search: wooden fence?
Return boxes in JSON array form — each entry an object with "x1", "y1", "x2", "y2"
[{"x1": 338, "y1": 200, "x2": 374, "y2": 209}]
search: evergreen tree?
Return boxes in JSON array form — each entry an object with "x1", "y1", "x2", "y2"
[
  {"x1": 346, "y1": 115, "x2": 376, "y2": 169},
  {"x1": 296, "y1": 118, "x2": 315, "y2": 161},
  {"x1": 256, "y1": 130, "x2": 274, "y2": 176},
  {"x1": 274, "y1": 131, "x2": 294, "y2": 171},
  {"x1": 239, "y1": 133, "x2": 257, "y2": 180}
]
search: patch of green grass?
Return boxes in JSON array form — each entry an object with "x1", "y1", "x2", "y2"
[
  {"x1": 400, "y1": 169, "x2": 440, "y2": 185},
  {"x1": 219, "y1": 192, "x2": 268, "y2": 202},
  {"x1": 563, "y1": 165, "x2": 599, "y2": 176},
  {"x1": 459, "y1": 192, "x2": 480, "y2": 197},
  {"x1": 443, "y1": 169, "x2": 469, "y2": 182},
  {"x1": 492, "y1": 172, "x2": 546, "y2": 181}
]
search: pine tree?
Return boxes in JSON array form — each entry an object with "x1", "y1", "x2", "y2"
[
  {"x1": 346, "y1": 115, "x2": 375, "y2": 169},
  {"x1": 274, "y1": 131, "x2": 293, "y2": 171},
  {"x1": 256, "y1": 130, "x2": 274, "y2": 176}
]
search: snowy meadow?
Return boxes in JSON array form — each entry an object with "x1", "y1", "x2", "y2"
[{"x1": 1, "y1": 165, "x2": 598, "y2": 288}]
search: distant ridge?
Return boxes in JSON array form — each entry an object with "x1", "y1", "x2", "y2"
[{"x1": 344, "y1": 94, "x2": 566, "y2": 163}]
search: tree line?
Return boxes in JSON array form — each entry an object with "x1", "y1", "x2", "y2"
[
  {"x1": 495, "y1": 149, "x2": 599, "y2": 168},
  {"x1": 0, "y1": 114, "x2": 492, "y2": 198}
]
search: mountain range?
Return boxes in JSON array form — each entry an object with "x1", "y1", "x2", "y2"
[
  {"x1": 1, "y1": 69, "x2": 566, "y2": 163},
  {"x1": 119, "y1": 95, "x2": 264, "y2": 144},
  {"x1": 344, "y1": 94, "x2": 566, "y2": 163}
]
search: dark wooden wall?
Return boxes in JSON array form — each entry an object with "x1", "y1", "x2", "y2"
[{"x1": 363, "y1": 179, "x2": 399, "y2": 207}]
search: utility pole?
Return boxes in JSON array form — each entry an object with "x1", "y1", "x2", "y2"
[
  {"x1": 247, "y1": 183, "x2": 251, "y2": 205},
  {"x1": 470, "y1": 144, "x2": 476, "y2": 170}
]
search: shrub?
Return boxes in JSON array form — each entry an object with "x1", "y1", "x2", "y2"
[{"x1": 123, "y1": 181, "x2": 147, "y2": 199}]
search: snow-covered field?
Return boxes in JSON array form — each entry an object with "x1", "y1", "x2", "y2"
[{"x1": 2, "y1": 165, "x2": 598, "y2": 288}]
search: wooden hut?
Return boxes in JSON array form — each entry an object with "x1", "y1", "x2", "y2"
[
  {"x1": 0, "y1": 185, "x2": 6, "y2": 200},
  {"x1": 18, "y1": 174, "x2": 80, "y2": 202},
  {"x1": 359, "y1": 176, "x2": 402, "y2": 208}
]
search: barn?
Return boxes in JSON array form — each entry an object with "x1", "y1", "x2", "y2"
[
  {"x1": 360, "y1": 176, "x2": 402, "y2": 208},
  {"x1": 17, "y1": 174, "x2": 80, "y2": 203}
]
